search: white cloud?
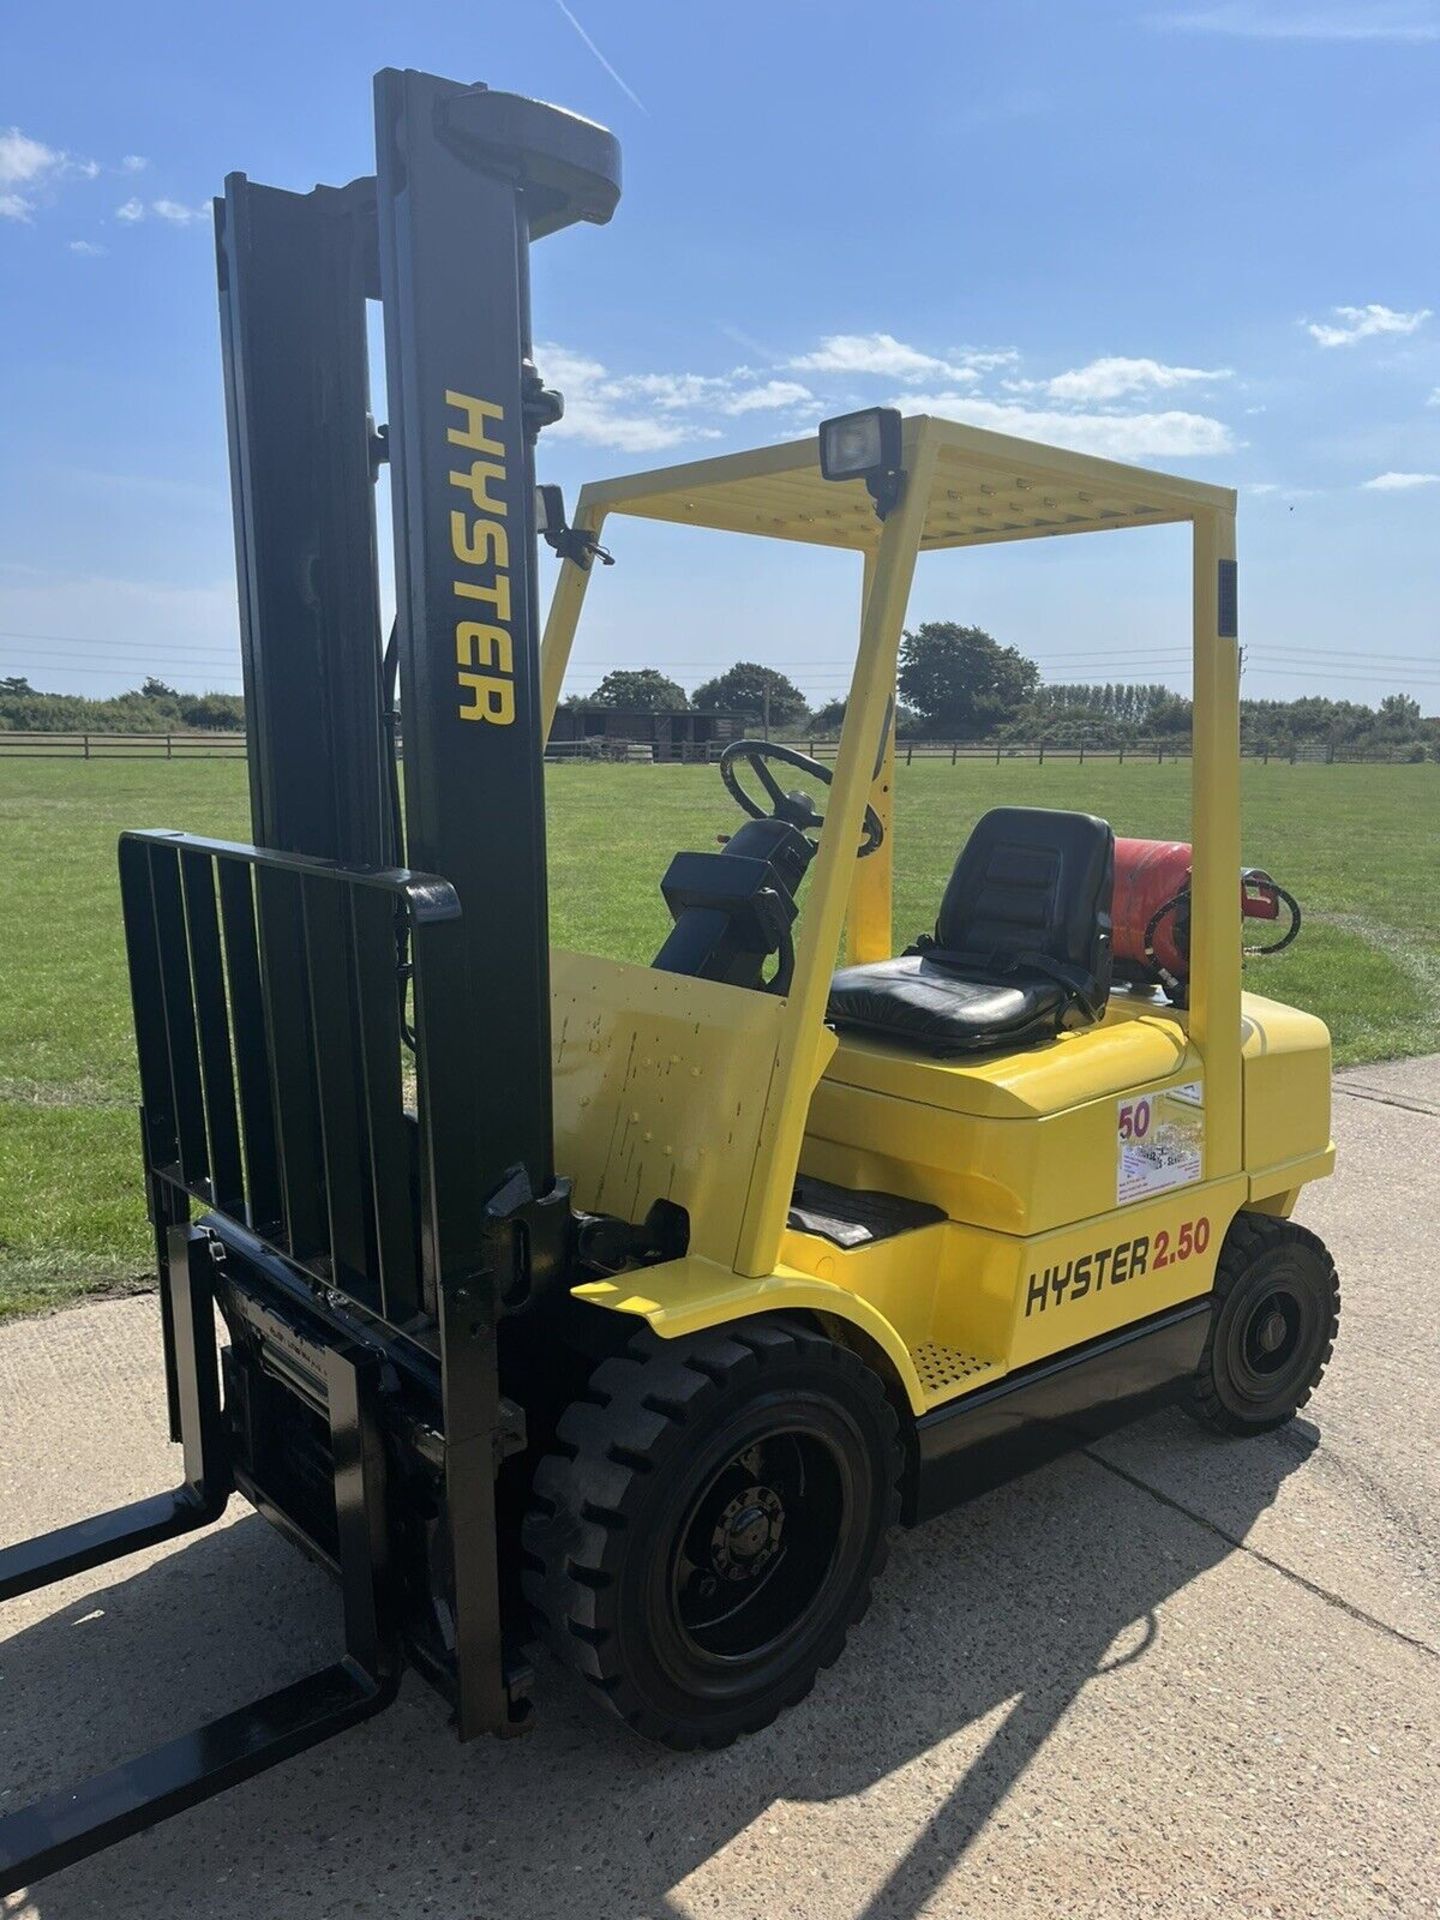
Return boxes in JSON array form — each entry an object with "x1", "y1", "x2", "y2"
[
  {"x1": 151, "y1": 197, "x2": 209, "y2": 225},
  {"x1": 113, "y1": 196, "x2": 209, "y2": 228},
  {"x1": 894, "y1": 392, "x2": 1236, "y2": 459},
  {"x1": 1427, "y1": 387, "x2": 1440, "y2": 406},
  {"x1": 0, "y1": 128, "x2": 59, "y2": 185},
  {"x1": 1305, "y1": 303, "x2": 1431, "y2": 347},
  {"x1": 788, "y1": 332, "x2": 984, "y2": 385},
  {"x1": 1245, "y1": 482, "x2": 1281, "y2": 495},
  {"x1": 121, "y1": 154, "x2": 148, "y2": 173},
  {"x1": 539, "y1": 347, "x2": 716, "y2": 453},
  {"x1": 538, "y1": 349, "x2": 814, "y2": 451},
  {"x1": 957, "y1": 347, "x2": 1022, "y2": 373},
  {"x1": 0, "y1": 128, "x2": 62, "y2": 219},
  {"x1": 68, "y1": 238, "x2": 105, "y2": 255},
  {"x1": 1153, "y1": 4, "x2": 1440, "y2": 40},
  {"x1": 0, "y1": 128, "x2": 102, "y2": 218},
  {"x1": 1362, "y1": 470, "x2": 1440, "y2": 490},
  {"x1": 721, "y1": 379, "x2": 813, "y2": 415},
  {"x1": 620, "y1": 372, "x2": 730, "y2": 411},
  {"x1": 527, "y1": 333, "x2": 1235, "y2": 463},
  {"x1": 1045, "y1": 355, "x2": 1233, "y2": 402}
]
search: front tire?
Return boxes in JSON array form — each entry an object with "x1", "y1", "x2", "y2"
[
  {"x1": 1188, "y1": 1213, "x2": 1339, "y2": 1435},
  {"x1": 522, "y1": 1318, "x2": 902, "y2": 1750}
]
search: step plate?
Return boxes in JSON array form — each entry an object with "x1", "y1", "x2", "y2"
[{"x1": 911, "y1": 1342, "x2": 1002, "y2": 1406}]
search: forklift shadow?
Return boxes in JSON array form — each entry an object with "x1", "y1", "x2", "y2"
[{"x1": 7, "y1": 1408, "x2": 1314, "y2": 1920}]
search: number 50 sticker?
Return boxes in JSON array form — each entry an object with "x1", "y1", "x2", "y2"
[
  {"x1": 1116, "y1": 1081, "x2": 1205, "y2": 1204},
  {"x1": 1118, "y1": 1098, "x2": 1151, "y2": 1141}
]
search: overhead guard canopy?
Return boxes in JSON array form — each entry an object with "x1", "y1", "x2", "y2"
[{"x1": 580, "y1": 415, "x2": 1235, "y2": 552}]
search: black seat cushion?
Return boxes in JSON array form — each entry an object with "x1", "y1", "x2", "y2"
[
  {"x1": 827, "y1": 954, "x2": 1066, "y2": 1057},
  {"x1": 827, "y1": 806, "x2": 1114, "y2": 1057}
]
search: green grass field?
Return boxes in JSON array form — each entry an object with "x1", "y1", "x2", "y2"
[{"x1": 2, "y1": 756, "x2": 1437, "y2": 1319}]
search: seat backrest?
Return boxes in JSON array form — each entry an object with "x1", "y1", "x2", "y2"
[{"x1": 934, "y1": 806, "x2": 1114, "y2": 1001}]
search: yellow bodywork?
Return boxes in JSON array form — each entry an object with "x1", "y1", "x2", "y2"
[{"x1": 541, "y1": 416, "x2": 1335, "y2": 1417}]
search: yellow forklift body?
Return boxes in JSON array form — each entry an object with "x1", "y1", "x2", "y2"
[{"x1": 541, "y1": 414, "x2": 1334, "y2": 1421}]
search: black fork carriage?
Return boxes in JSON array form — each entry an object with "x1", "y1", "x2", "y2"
[{"x1": 0, "y1": 67, "x2": 621, "y2": 1895}]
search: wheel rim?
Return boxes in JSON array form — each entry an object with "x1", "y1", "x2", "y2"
[
  {"x1": 1226, "y1": 1278, "x2": 1317, "y2": 1403},
  {"x1": 668, "y1": 1425, "x2": 846, "y2": 1664}
]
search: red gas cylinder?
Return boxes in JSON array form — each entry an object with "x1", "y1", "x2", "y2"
[{"x1": 1112, "y1": 837, "x2": 1193, "y2": 984}]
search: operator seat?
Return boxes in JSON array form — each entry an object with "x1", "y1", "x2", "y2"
[{"x1": 827, "y1": 807, "x2": 1114, "y2": 1057}]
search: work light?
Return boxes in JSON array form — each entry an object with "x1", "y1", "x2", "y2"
[
  {"x1": 818, "y1": 407, "x2": 904, "y2": 518},
  {"x1": 535, "y1": 483, "x2": 565, "y2": 537}
]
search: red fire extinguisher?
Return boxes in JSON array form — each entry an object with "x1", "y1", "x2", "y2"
[{"x1": 1111, "y1": 838, "x2": 1301, "y2": 1002}]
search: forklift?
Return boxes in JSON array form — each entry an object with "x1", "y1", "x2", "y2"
[{"x1": 0, "y1": 67, "x2": 1339, "y2": 1894}]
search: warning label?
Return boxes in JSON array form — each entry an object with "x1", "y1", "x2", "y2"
[{"x1": 1116, "y1": 1081, "x2": 1205, "y2": 1204}]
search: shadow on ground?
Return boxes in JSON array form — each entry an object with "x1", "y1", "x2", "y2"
[{"x1": 2, "y1": 1409, "x2": 1315, "y2": 1920}]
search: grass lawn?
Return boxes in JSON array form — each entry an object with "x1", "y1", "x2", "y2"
[{"x1": 2, "y1": 755, "x2": 1436, "y2": 1319}]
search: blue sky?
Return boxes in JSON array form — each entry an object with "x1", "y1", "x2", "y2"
[{"x1": 1, "y1": 0, "x2": 1437, "y2": 712}]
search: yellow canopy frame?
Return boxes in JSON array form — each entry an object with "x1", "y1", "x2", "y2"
[{"x1": 540, "y1": 414, "x2": 1241, "y2": 1280}]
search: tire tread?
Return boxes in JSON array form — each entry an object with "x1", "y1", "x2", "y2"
[
  {"x1": 522, "y1": 1316, "x2": 900, "y2": 1749},
  {"x1": 1188, "y1": 1212, "x2": 1339, "y2": 1435}
]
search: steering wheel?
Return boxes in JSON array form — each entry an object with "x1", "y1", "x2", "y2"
[{"x1": 718, "y1": 740, "x2": 884, "y2": 857}]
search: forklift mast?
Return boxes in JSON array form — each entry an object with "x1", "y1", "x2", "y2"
[
  {"x1": 0, "y1": 71, "x2": 619, "y2": 1897},
  {"x1": 219, "y1": 68, "x2": 620, "y2": 1200}
]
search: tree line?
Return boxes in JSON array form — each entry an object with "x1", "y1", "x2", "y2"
[
  {"x1": 567, "y1": 628, "x2": 1438, "y2": 760},
  {"x1": 0, "y1": 676, "x2": 245, "y2": 734},
  {"x1": 5, "y1": 632, "x2": 1435, "y2": 760}
]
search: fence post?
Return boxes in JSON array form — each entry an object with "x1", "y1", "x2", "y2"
[
  {"x1": 1118, "y1": 743, "x2": 1125, "y2": 766},
  {"x1": 166, "y1": 733, "x2": 173, "y2": 760},
  {"x1": 951, "y1": 742, "x2": 958, "y2": 766},
  {"x1": 1157, "y1": 742, "x2": 1163, "y2": 764},
  {"x1": 906, "y1": 744, "x2": 913, "y2": 767},
  {"x1": 1038, "y1": 742, "x2": 1045, "y2": 766},
  {"x1": 1079, "y1": 738, "x2": 1086, "y2": 765},
  {"x1": 1263, "y1": 746, "x2": 1269, "y2": 766},
  {"x1": 995, "y1": 742, "x2": 1001, "y2": 765},
  {"x1": 82, "y1": 733, "x2": 90, "y2": 761}
]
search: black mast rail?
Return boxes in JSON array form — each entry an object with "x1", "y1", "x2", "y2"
[{"x1": 375, "y1": 69, "x2": 619, "y2": 1203}]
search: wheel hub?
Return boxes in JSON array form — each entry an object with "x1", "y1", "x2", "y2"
[
  {"x1": 710, "y1": 1485, "x2": 783, "y2": 1582},
  {"x1": 1256, "y1": 1308, "x2": 1289, "y2": 1354}
]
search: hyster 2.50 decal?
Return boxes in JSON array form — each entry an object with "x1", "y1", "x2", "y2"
[
  {"x1": 1024, "y1": 1215, "x2": 1211, "y2": 1317},
  {"x1": 447, "y1": 390, "x2": 515, "y2": 726}
]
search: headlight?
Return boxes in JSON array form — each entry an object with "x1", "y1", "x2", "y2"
[{"x1": 818, "y1": 407, "x2": 904, "y2": 518}]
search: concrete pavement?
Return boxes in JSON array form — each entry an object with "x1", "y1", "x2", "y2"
[{"x1": 2, "y1": 1058, "x2": 1437, "y2": 1919}]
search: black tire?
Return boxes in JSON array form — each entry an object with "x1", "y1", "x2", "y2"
[
  {"x1": 521, "y1": 1317, "x2": 902, "y2": 1750},
  {"x1": 1188, "y1": 1213, "x2": 1339, "y2": 1436}
]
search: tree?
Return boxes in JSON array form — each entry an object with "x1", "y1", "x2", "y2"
[
  {"x1": 0, "y1": 675, "x2": 33, "y2": 695},
  {"x1": 180, "y1": 692, "x2": 246, "y2": 730},
  {"x1": 140, "y1": 676, "x2": 179, "y2": 700},
  {"x1": 897, "y1": 623, "x2": 1038, "y2": 737},
  {"x1": 587, "y1": 668, "x2": 688, "y2": 712},
  {"x1": 1146, "y1": 692, "x2": 1194, "y2": 736},
  {"x1": 691, "y1": 662, "x2": 809, "y2": 729},
  {"x1": 810, "y1": 697, "x2": 847, "y2": 733},
  {"x1": 1378, "y1": 692, "x2": 1422, "y2": 730}
]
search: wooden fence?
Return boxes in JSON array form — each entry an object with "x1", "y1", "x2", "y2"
[
  {"x1": 786, "y1": 738, "x2": 1429, "y2": 767},
  {"x1": 0, "y1": 731, "x2": 248, "y2": 760},
  {"x1": 1, "y1": 729, "x2": 1427, "y2": 767}
]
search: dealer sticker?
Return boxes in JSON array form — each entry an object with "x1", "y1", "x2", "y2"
[{"x1": 1116, "y1": 1081, "x2": 1205, "y2": 1204}]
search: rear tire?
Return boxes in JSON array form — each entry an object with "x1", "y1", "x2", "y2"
[
  {"x1": 1188, "y1": 1213, "x2": 1339, "y2": 1435},
  {"x1": 521, "y1": 1317, "x2": 902, "y2": 1750}
]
